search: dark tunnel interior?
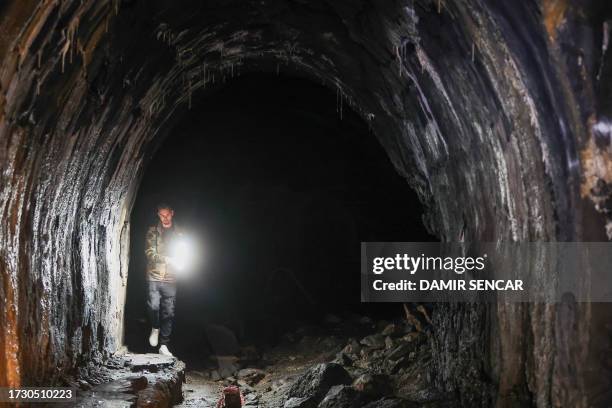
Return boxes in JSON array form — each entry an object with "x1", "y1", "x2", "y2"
[
  {"x1": 2, "y1": 0, "x2": 612, "y2": 406},
  {"x1": 124, "y1": 73, "x2": 436, "y2": 363}
]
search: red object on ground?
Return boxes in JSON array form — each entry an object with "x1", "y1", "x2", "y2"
[{"x1": 216, "y1": 386, "x2": 244, "y2": 408}]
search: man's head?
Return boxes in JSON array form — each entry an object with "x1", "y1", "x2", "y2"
[{"x1": 156, "y1": 203, "x2": 174, "y2": 228}]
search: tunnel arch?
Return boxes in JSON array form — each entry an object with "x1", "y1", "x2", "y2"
[
  {"x1": 122, "y1": 73, "x2": 438, "y2": 363},
  {"x1": 0, "y1": 0, "x2": 605, "y2": 406}
]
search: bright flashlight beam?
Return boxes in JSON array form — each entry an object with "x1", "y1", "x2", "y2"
[{"x1": 168, "y1": 237, "x2": 195, "y2": 274}]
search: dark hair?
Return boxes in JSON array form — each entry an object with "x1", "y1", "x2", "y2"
[{"x1": 156, "y1": 202, "x2": 173, "y2": 212}]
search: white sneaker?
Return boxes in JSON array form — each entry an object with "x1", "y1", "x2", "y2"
[
  {"x1": 159, "y1": 345, "x2": 174, "y2": 357},
  {"x1": 149, "y1": 328, "x2": 159, "y2": 347}
]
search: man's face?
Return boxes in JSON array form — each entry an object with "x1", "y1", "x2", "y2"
[{"x1": 157, "y1": 208, "x2": 174, "y2": 228}]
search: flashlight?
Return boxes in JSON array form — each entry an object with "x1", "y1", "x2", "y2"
[{"x1": 167, "y1": 236, "x2": 194, "y2": 275}]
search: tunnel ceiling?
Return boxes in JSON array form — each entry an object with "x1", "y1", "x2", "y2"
[{"x1": 0, "y1": 0, "x2": 611, "y2": 406}]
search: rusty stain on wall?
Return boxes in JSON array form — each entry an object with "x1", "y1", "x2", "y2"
[
  {"x1": 542, "y1": 0, "x2": 568, "y2": 41},
  {"x1": 0, "y1": 258, "x2": 21, "y2": 389}
]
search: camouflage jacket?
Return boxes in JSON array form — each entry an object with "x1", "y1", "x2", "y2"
[{"x1": 144, "y1": 223, "x2": 182, "y2": 282}]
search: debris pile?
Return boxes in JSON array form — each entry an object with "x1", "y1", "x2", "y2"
[{"x1": 194, "y1": 309, "x2": 458, "y2": 407}]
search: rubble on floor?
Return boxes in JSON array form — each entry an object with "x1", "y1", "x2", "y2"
[{"x1": 187, "y1": 312, "x2": 459, "y2": 407}]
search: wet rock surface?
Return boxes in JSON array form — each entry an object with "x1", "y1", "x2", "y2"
[
  {"x1": 0, "y1": 1, "x2": 611, "y2": 406},
  {"x1": 52, "y1": 352, "x2": 186, "y2": 407}
]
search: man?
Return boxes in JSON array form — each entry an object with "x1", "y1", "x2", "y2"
[{"x1": 145, "y1": 203, "x2": 181, "y2": 357}]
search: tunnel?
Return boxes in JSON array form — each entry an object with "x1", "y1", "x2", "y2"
[
  {"x1": 122, "y1": 73, "x2": 436, "y2": 359},
  {"x1": 0, "y1": 0, "x2": 612, "y2": 407}
]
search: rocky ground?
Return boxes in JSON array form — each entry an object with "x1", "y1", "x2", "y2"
[
  {"x1": 177, "y1": 310, "x2": 458, "y2": 407},
  {"x1": 49, "y1": 309, "x2": 460, "y2": 407},
  {"x1": 48, "y1": 353, "x2": 185, "y2": 407}
]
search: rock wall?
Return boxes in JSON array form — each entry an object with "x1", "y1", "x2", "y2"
[{"x1": 0, "y1": 0, "x2": 609, "y2": 406}]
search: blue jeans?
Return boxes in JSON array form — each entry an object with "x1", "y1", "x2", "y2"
[{"x1": 147, "y1": 281, "x2": 176, "y2": 346}]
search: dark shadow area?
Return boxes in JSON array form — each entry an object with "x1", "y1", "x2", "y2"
[{"x1": 124, "y1": 73, "x2": 436, "y2": 366}]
